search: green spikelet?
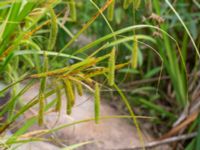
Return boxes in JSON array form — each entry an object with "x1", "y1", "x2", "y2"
[
  {"x1": 43, "y1": 52, "x2": 48, "y2": 72},
  {"x1": 63, "y1": 78, "x2": 75, "y2": 115},
  {"x1": 108, "y1": 48, "x2": 115, "y2": 86},
  {"x1": 69, "y1": 0, "x2": 76, "y2": 21},
  {"x1": 107, "y1": 0, "x2": 115, "y2": 21},
  {"x1": 55, "y1": 83, "x2": 62, "y2": 112},
  {"x1": 38, "y1": 93, "x2": 45, "y2": 126},
  {"x1": 131, "y1": 36, "x2": 138, "y2": 69},
  {"x1": 75, "y1": 81, "x2": 83, "y2": 96},
  {"x1": 94, "y1": 83, "x2": 100, "y2": 124},
  {"x1": 38, "y1": 81, "x2": 46, "y2": 126},
  {"x1": 133, "y1": 0, "x2": 141, "y2": 10},
  {"x1": 38, "y1": 52, "x2": 48, "y2": 126},
  {"x1": 48, "y1": 7, "x2": 58, "y2": 51},
  {"x1": 123, "y1": 0, "x2": 132, "y2": 9}
]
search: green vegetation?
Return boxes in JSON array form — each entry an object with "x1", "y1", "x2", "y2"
[{"x1": 0, "y1": 0, "x2": 199, "y2": 149}]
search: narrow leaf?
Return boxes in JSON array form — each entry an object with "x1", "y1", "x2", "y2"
[{"x1": 196, "y1": 115, "x2": 200, "y2": 150}]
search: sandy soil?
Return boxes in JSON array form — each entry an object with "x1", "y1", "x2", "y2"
[{"x1": 12, "y1": 83, "x2": 168, "y2": 150}]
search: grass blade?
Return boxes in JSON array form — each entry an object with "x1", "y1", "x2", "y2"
[
  {"x1": 165, "y1": 0, "x2": 200, "y2": 59},
  {"x1": 196, "y1": 114, "x2": 200, "y2": 150},
  {"x1": 113, "y1": 83, "x2": 144, "y2": 149},
  {"x1": 61, "y1": 141, "x2": 95, "y2": 150}
]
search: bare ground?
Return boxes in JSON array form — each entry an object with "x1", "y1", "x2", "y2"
[{"x1": 12, "y1": 83, "x2": 169, "y2": 150}]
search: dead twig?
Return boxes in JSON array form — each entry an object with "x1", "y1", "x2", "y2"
[
  {"x1": 123, "y1": 71, "x2": 200, "y2": 87},
  {"x1": 114, "y1": 132, "x2": 197, "y2": 150}
]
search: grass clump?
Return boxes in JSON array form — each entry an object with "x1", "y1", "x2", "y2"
[{"x1": 0, "y1": 0, "x2": 199, "y2": 149}]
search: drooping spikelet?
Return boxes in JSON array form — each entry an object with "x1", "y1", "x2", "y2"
[
  {"x1": 38, "y1": 52, "x2": 48, "y2": 126},
  {"x1": 133, "y1": 0, "x2": 141, "y2": 10},
  {"x1": 69, "y1": 0, "x2": 76, "y2": 21},
  {"x1": 63, "y1": 78, "x2": 75, "y2": 115},
  {"x1": 75, "y1": 81, "x2": 83, "y2": 96},
  {"x1": 94, "y1": 82, "x2": 100, "y2": 124},
  {"x1": 38, "y1": 93, "x2": 45, "y2": 126},
  {"x1": 55, "y1": 83, "x2": 62, "y2": 112},
  {"x1": 108, "y1": 47, "x2": 115, "y2": 86},
  {"x1": 48, "y1": 7, "x2": 58, "y2": 51},
  {"x1": 107, "y1": 0, "x2": 115, "y2": 21},
  {"x1": 123, "y1": 0, "x2": 132, "y2": 9},
  {"x1": 131, "y1": 36, "x2": 138, "y2": 69}
]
